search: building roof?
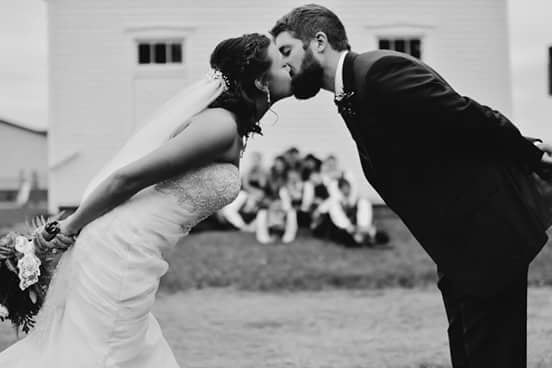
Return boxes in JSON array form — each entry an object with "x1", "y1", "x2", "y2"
[{"x1": 0, "y1": 117, "x2": 47, "y2": 136}]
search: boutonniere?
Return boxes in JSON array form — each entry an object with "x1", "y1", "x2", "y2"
[{"x1": 335, "y1": 91, "x2": 356, "y2": 118}]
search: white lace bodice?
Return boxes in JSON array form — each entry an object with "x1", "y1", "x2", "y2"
[
  {"x1": 153, "y1": 162, "x2": 241, "y2": 233},
  {"x1": 81, "y1": 162, "x2": 241, "y2": 253}
]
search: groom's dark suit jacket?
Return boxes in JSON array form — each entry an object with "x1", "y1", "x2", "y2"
[{"x1": 338, "y1": 50, "x2": 551, "y2": 295}]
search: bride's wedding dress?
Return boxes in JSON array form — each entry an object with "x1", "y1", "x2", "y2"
[{"x1": 0, "y1": 162, "x2": 241, "y2": 367}]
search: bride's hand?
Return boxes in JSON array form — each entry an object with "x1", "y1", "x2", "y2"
[
  {"x1": 34, "y1": 216, "x2": 78, "y2": 253},
  {"x1": 57, "y1": 218, "x2": 80, "y2": 246},
  {"x1": 35, "y1": 229, "x2": 75, "y2": 254}
]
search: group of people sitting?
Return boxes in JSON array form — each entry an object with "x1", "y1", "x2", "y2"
[{"x1": 217, "y1": 148, "x2": 390, "y2": 247}]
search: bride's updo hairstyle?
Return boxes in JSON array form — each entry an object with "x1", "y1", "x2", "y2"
[{"x1": 209, "y1": 33, "x2": 272, "y2": 138}]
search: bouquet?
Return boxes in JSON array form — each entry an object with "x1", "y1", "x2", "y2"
[{"x1": 0, "y1": 217, "x2": 69, "y2": 333}]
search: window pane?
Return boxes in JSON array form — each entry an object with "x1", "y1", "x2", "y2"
[
  {"x1": 394, "y1": 39, "x2": 406, "y2": 53},
  {"x1": 379, "y1": 39, "x2": 391, "y2": 50},
  {"x1": 138, "y1": 43, "x2": 151, "y2": 64},
  {"x1": 171, "y1": 43, "x2": 182, "y2": 63},
  {"x1": 410, "y1": 39, "x2": 421, "y2": 59},
  {"x1": 154, "y1": 43, "x2": 167, "y2": 63}
]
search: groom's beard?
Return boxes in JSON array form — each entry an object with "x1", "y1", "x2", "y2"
[{"x1": 291, "y1": 50, "x2": 324, "y2": 100}]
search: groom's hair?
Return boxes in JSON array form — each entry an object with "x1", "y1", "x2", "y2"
[{"x1": 270, "y1": 4, "x2": 350, "y2": 51}]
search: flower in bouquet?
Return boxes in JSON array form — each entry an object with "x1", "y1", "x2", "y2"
[
  {"x1": 0, "y1": 216, "x2": 68, "y2": 333},
  {"x1": 14, "y1": 236, "x2": 42, "y2": 291}
]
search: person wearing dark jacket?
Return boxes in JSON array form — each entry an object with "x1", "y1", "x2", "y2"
[{"x1": 272, "y1": 4, "x2": 552, "y2": 367}]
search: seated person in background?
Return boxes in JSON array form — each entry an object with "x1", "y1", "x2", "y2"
[
  {"x1": 276, "y1": 169, "x2": 304, "y2": 241},
  {"x1": 282, "y1": 146, "x2": 302, "y2": 171},
  {"x1": 300, "y1": 153, "x2": 322, "y2": 181},
  {"x1": 256, "y1": 156, "x2": 297, "y2": 244},
  {"x1": 218, "y1": 152, "x2": 268, "y2": 232},
  {"x1": 312, "y1": 177, "x2": 389, "y2": 248},
  {"x1": 298, "y1": 153, "x2": 324, "y2": 227},
  {"x1": 218, "y1": 190, "x2": 258, "y2": 232},
  {"x1": 320, "y1": 154, "x2": 357, "y2": 201},
  {"x1": 242, "y1": 151, "x2": 268, "y2": 195},
  {"x1": 320, "y1": 154, "x2": 348, "y2": 182},
  {"x1": 262, "y1": 155, "x2": 288, "y2": 201},
  {"x1": 256, "y1": 199, "x2": 298, "y2": 244},
  {"x1": 283, "y1": 169, "x2": 305, "y2": 211}
]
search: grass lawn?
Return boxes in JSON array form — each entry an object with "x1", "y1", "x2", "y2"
[
  {"x1": 2, "y1": 288, "x2": 552, "y2": 367},
  {"x1": 3, "y1": 206, "x2": 551, "y2": 292},
  {"x1": 161, "y1": 207, "x2": 552, "y2": 292}
]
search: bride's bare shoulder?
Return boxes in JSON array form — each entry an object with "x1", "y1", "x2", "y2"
[
  {"x1": 199, "y1": 107, "x2": 237, "y2": 124},
  {"x1": 171, "y1": 108, "x2": 237, "y2": 138}
]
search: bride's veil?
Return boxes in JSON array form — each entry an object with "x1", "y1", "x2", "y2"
[{"x1": 81, "y1": 71, "x2": 228, "y2": 201}]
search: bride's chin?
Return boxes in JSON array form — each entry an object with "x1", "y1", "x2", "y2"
[
  {"x1": 269, "y1": 91, "x2": 292, "y2": 105},
  {"x1": 280, "y1": 89, "x2": 294, "y2": 100}
]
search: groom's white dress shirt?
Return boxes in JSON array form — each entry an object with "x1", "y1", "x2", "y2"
[{"x1": 334, "y1": 51, "x2": 349, "y2": 101}]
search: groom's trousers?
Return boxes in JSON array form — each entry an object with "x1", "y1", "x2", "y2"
[{"x1": 437, "y1": 269, "x2": 528, "y2": 368}]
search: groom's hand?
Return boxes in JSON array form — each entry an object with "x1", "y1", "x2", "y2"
[
  {"x1": 534, "y1": 142, "x2": 552, "y2": 181},
  {"x1": 536, "y1": 142, "x2": 552, "y2": 165}
]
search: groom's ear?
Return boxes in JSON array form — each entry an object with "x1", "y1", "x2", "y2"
[{"x1": 313, "y1": 31, "x2": 329, "y2": 53}]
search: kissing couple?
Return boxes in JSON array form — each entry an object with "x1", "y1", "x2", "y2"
[{"x1": 1, "y1": 4, "x2": 551, "y2": 368}]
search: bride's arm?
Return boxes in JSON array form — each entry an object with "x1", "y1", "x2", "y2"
[{"x1": 59, "y1": 108, "x2": 238, "y2": 235}]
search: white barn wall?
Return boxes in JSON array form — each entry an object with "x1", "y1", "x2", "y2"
[{"x1": 47, "y1": 0, "x2": 512, "y2": 211}]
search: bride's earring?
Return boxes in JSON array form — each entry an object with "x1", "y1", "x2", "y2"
[
  {"x1": 240, "y1": 135, "x2": 248, "y2": 158},
  {"x1": 266, "y1": 88, "x2": 271, "y2": 106},
  {"x1": 264, "y1": 87, "x2": 279, "y2": 126}
]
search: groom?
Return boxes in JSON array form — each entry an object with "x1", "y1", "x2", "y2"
[{"x1": 272, "y1": 4, "x2": 552, "y2": 367}]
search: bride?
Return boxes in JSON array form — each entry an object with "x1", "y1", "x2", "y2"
[{"x1": 0, "y1": 33, "x2": 292, "y2": 367}]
